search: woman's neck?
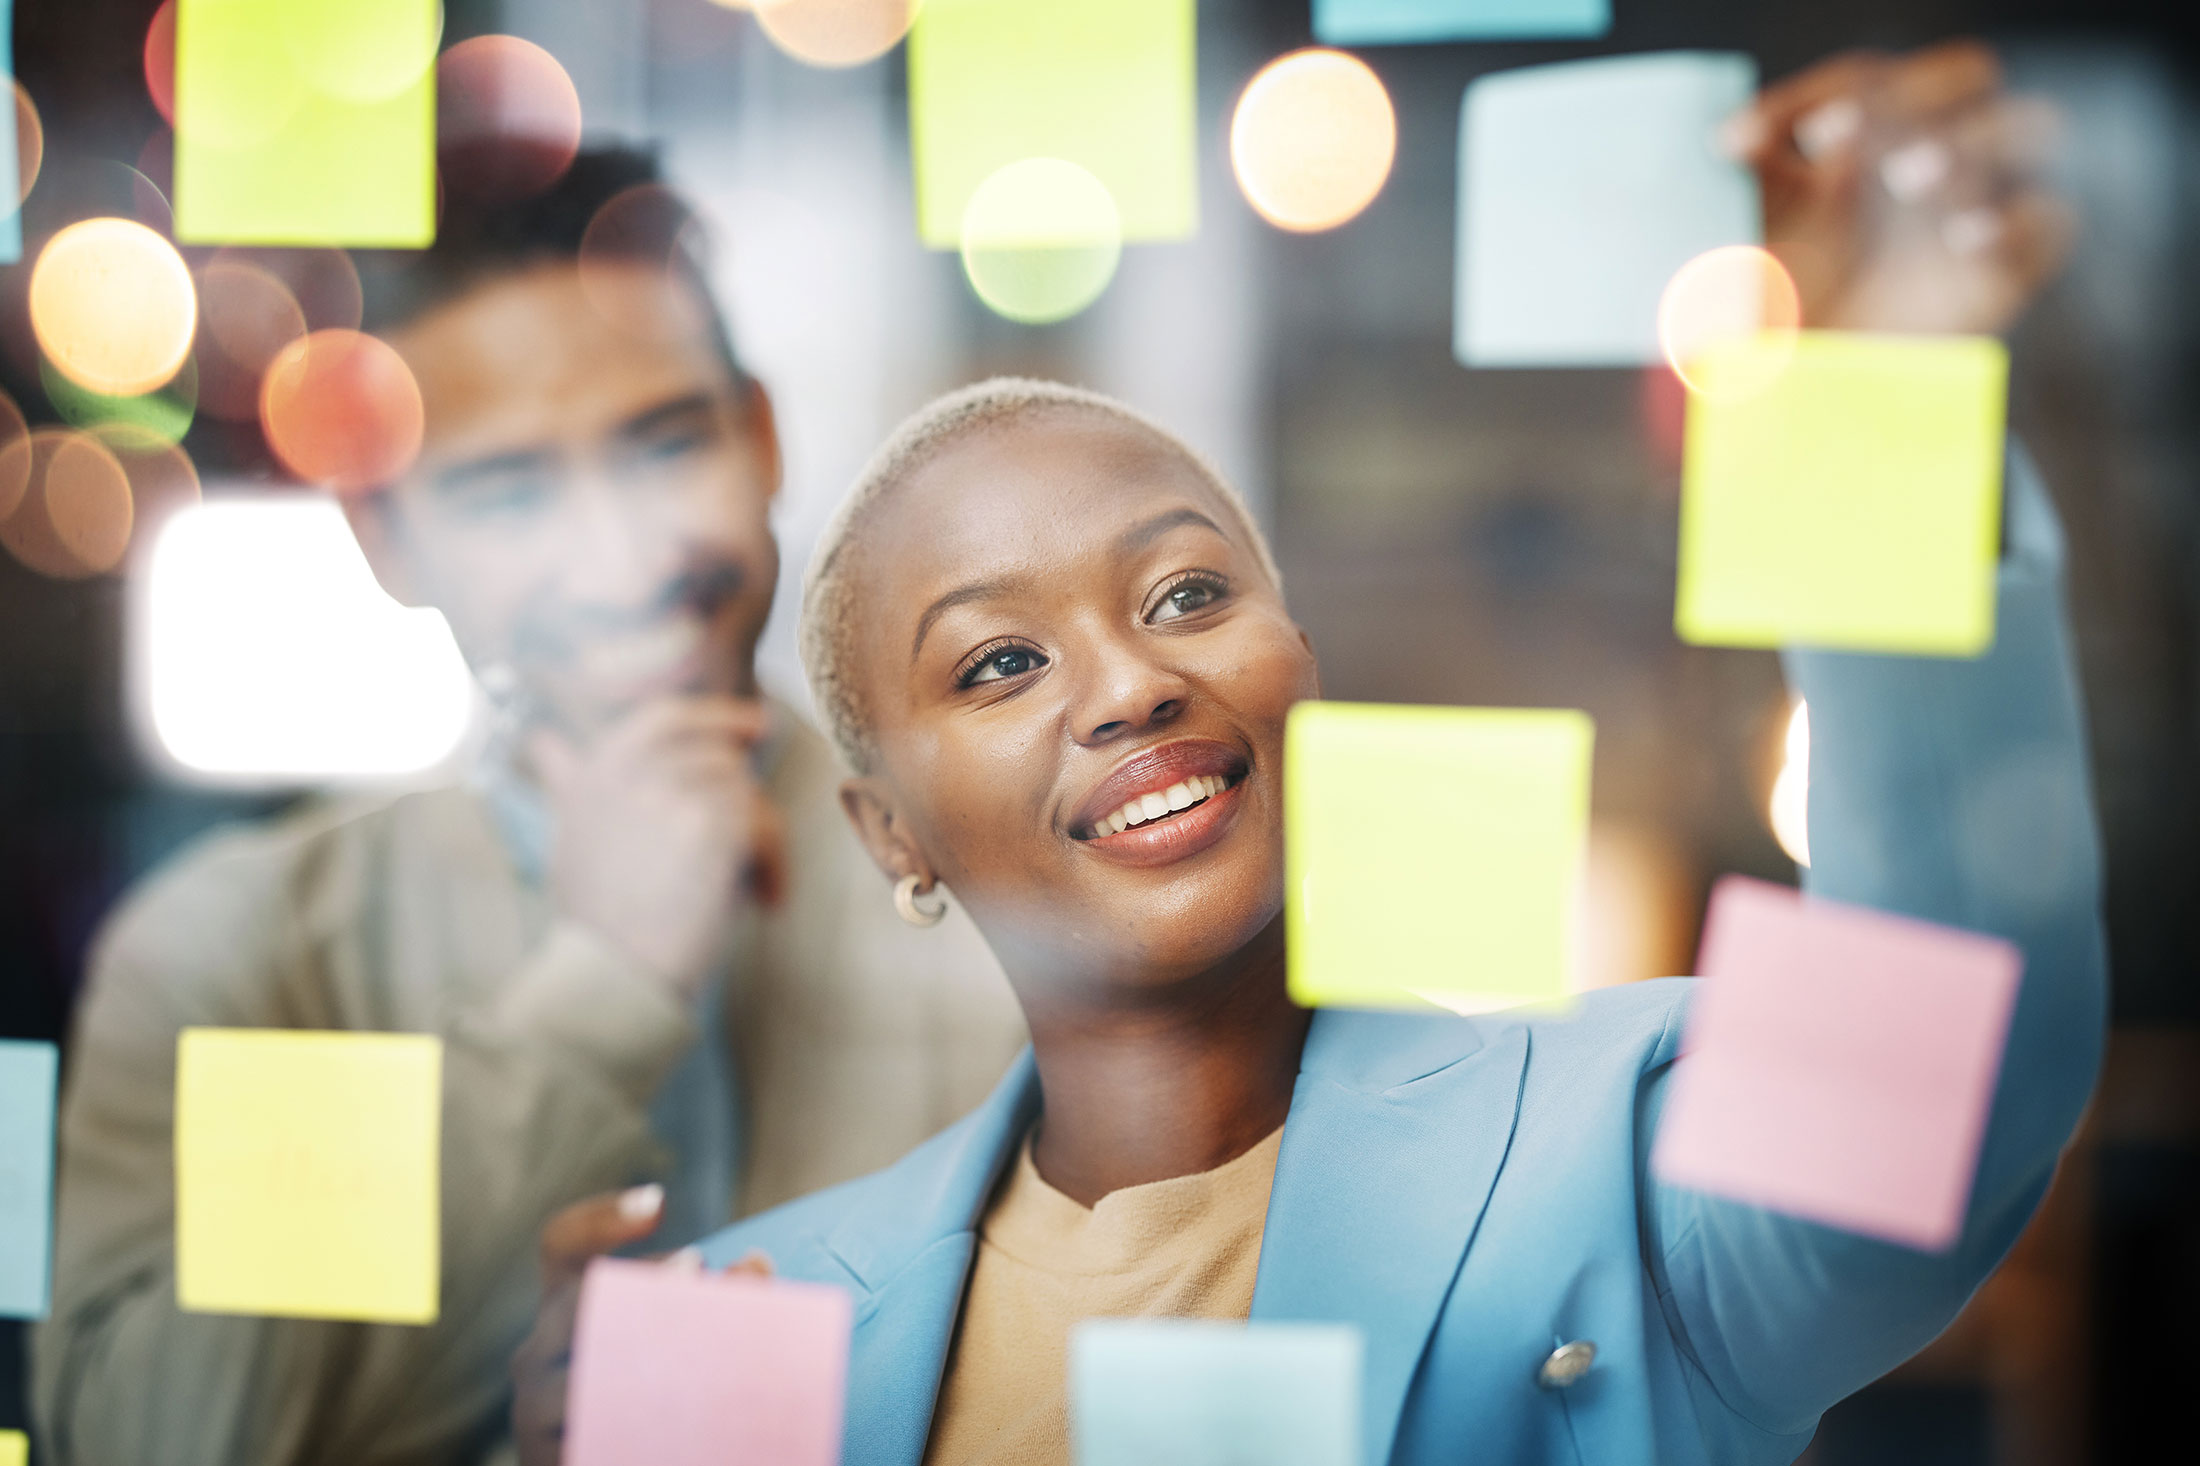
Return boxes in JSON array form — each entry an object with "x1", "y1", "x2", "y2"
[{"x1": 1018, "y1": 916, "x2": 1310, "y2": 1207}]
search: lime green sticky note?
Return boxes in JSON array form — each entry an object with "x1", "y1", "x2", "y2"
[
  {"x1": 1285, "y1": 702, "x2": 1593, "y2": 1012},
  {"x1": 176, "y1": 1028, "x2": 442, "y2": 1324},
  {"x1": 908, "y1": 0, "x2": 1197, "y2": 249},
  {"x1": 0, "y1": 1428, "x2": 25, "y2": 1466},
  {"x1": 174, "y1": 0, "x2": 438, "y2": 246},
  {"x1": 1676, "y1": 332, "x2": 2008, "y2": 655}
]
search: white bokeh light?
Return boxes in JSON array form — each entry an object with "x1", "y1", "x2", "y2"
[
  {"x1": 136, "y1": 496, "x2": 478, "y2": 781},
  {"x1": 1769, "y1": 698, "x2": 1811, "y2": 868}
]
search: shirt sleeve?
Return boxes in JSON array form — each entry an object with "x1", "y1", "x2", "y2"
[
  {"x1": 1639, "y1": 447, "x2": 2110, "y2": 1436},
  {"x1": 31, "y1": 841, "x2": 695, "y2": 1466}
]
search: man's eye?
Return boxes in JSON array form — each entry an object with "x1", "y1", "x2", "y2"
[
  {"x1": 965, "y1": 646, "x2": 1046, "y2": 685},
  {"x1": 1150, "y1": 578, "x2": 1223, "y2": 624}
]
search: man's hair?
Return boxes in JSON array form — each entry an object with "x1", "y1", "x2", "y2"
[
  {"x1": 357, "y1": 147, "x2": 747, "y2": 385},
  {"x1": 799, "y1": 378, "x2": 1282, "y2": 774}
]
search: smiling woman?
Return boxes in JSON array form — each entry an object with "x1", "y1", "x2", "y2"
[{"x1": 516, "y1": 375, "x2": 2107, "y2": 1466}]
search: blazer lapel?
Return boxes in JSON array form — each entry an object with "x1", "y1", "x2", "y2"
[
  {"x1": 832, "y1": 1051, "x2": 1041, "y2": 1466},
  {"x1": 1251, "y1": 1009, "x2": 1530, "y2": 1466}
]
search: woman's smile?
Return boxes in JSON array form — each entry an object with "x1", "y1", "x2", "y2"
[{"x1": 1067, "y1": 737, "x2": 1252, "y2": 868}]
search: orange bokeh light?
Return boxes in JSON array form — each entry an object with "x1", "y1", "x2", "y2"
[
  {"x1": 16, "y1": 82, "x2": 45, "y2": 208},
  {"x1": 0, "y1": 429, "x2": 135, "y2": 579},
  {"x1": 753, "y1": 0, "x2": 918, "y2": 69},
  {"x1": 260, "y1": 330, "x2": 425, "y2": 493},
  {"x1": 1231, "y1": 48, "x2": 1397, "y2": 234},
  {"x1": 437, "y1": 35, "x2": 584, "y2": 202},
  {"x1": 31, "y1": 218, "x2": 198, "y2": 398},
  {"x1": 1657, "y1": 244, "x2": 1803, "y2": 396},
  {"x1": 144, "y1": 0, "x2": 178, "y2": 128}
]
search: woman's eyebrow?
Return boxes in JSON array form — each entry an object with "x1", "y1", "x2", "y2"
[
  {"x1": 911, "y1": 577, "x2": 1018, "y2": 662},
  {"x1": 1113, "y1": 506, "x2": 1227, "y2": 558}
]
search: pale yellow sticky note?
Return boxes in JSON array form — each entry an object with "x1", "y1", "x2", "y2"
[
  {"x1": 0, "y1": 1428, "x2": 26, "y2": 1466},
  {"x1": 908, "y1": 0, "x2": 1197, "y2": 249},
  {"x1": 176, "y1": 1028, "x2": 441, "y2": 1324},
  {"x1": 1676, "y1": 331, "x2": 2007, "y2": 655},
  {"x1": 1285, "y1": 702, "x2": 1593, "y2": 1012}
]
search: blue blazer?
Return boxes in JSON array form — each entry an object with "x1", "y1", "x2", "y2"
[{"x1": 698, "y1": 461, "x2": 2106, "y2": 1466}]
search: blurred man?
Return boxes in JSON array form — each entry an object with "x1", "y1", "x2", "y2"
[{"x1": 33, "y1": 150, "x2": 1028, "y2": 1466}]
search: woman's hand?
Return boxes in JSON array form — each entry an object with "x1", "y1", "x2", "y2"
[
  {"x1": 511, "y1": 1186, "x2": 774, "y2": 1466},
  {"x1": 1729, "y1": 40, "x2": 2076, "y2": 336}
]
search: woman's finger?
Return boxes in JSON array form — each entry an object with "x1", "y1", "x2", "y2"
[{"x1": 538, "y1": 1184, "x2": 666, "y2": 1290}]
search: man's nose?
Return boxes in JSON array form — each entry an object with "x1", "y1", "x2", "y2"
[
  {"x1": 562, "y1": 473, "x2": 679, "y2": 606},
  {"x1": 1070, "y1": 631, "x2": 1194, "y2": 746}
]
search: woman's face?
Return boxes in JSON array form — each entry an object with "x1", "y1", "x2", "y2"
[{"x1": 843, "y1": 411, "x2": 1318, "y2": 1001}]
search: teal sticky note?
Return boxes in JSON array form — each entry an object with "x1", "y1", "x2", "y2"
[
  {"x1": 1072, "y1": 1320, "x2": 1363, "y2": 1466},
  {"x1": 1455, "y1": 52, "x2": 1760, "y2": 368},
  {"x1": 1316, "y1": 0, "x2": 1608, "y2": 44},
  {"x1": 174, "y1": 0, "x2": 437, "y2": 246},
  {"x1": 0, "y1": 1040, "x2": 59, "y2": 1319},
  {"x1": 0, "y1": 0, "x2": 20, "y2": 265}
]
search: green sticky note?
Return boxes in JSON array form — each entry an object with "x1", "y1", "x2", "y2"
[
  {"x1": 1285, "y1": 702, "x2": 1592, "y2": 1013},
  {"x1": 176, "y1": 1028, "x2": 442, "y2": 1324},
  {"x1": 174, "y1": 0, "x2": 437, "y2": 246},
  {"x1": 908, "y1": 0, "x2": 1196, "y2": 249},
  {"x1": 1676, "y1": 332, "x2": 2007, "y2": 655}
]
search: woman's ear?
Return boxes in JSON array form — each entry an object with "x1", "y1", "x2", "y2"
[{"x1": 840, "y1": 776, "x2": 932, "y2": 887}]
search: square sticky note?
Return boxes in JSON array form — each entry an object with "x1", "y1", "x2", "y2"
[
  {"x1": 0, "y1": 0, "x2": 20, "y2": 265},
  {"x1": 0, "y1": 1040, "x2": 58, "y2": 1319},
  {"x1": 907, "y1": 0, "x2": 1196, "y2": 248},
  {"x1": 565, "y1": 1258, "x2": 852, "y2": 1466},
  {"x1": 0, "y1": 1428, "x2": 25, "y2": 1466},
  {"x1": 1653, "y1": 876, "x2": 2023, "y2": 1251},
  {"x1": 1072, "y1": 1319, "x2": 1362, "y2": 1466},
  {"x1": 1286, "y1": 702, "x2": 1593, "y2": 1012},
  {"x1": 1316, "y1": 0, "x2": 1609, "y2": 44},
  {"x1": 176, "y1": 1028, "x2": 442, "y2": 1323},
  {"x1": 1455, "y1": 52, "x2": 1759, "y2": 367},
  {"x1": 174, "y1": 0, "x2": 437, "y2": 245},
  {"x1": 1675, "y1": 331, "x2": 2008, "y2": 655}
]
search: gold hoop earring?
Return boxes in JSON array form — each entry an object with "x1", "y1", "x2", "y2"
[{"x1": 893, "y1": 873, "x2": 946, "y2": 928}]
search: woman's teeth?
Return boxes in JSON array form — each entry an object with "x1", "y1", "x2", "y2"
[{"x1": 1095, "y1": 774, "x2": 1229, "y2": 836}]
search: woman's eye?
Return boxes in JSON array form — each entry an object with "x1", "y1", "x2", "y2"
[
  {"x1": 965, "y1": 646, "x2": 1046, "y2": 685},
  {"x1": 1150, "y1": 579, "x2": 1223, "y2": 624}
]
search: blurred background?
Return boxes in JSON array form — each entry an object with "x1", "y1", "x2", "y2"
[{"x1": 1, "y1": 1, "x2": 2195, "y2": 1461}]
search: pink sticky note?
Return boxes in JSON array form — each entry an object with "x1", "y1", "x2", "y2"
[
  {"x1": 564, "y1": 1258, "x2": 852, "y2": 1466},
  {"x1": 1652, "y1": 875, "x2": 2022, "y2": 1251}
]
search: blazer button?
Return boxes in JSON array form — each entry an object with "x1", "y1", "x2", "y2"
[{"x1": 1538, "y1": 1340, "x2": 1596, "y2": 1389}]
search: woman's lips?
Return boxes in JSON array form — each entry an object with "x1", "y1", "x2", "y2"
[{"x1": 1073, "y1": 776, "x2": 1246, "y2": 869}]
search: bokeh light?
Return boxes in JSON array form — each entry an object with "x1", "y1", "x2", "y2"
[
  {"x1": 196, "y1": 257, "x2": 309, "y2": 420},
  {"x1": 0, "y1": 390, "x2": 29, "y2": 523},
  {"x1": 1769, "y1": 698, "x2": 1811, "y2": 868},
  {"x1": 31, "y1": 218, "x2": 197, "y2": 397},
  {"x1": 959, "y1": 158, "x2": 1123, "y2": 325},
  {"x1": 0, "y1": 428, "x2": 134, "y2": 578},
  {"x1": 579, "y1": 184, "x2": 715, "y2": 340},
  {"x1": 98, "y1": 422, "x2": 204, "y2": 543},
  {"x1": 437, "y1": 36, "x2": 584, "y2": 202},
  {"x1": 1230, "y1": 49, "x2": 1397, "y2": 234},
  {"x1": 144, "y1": 0, "x2": 178, "y2": 127},
  {"x1": 753, "y1": 0, "x2": 919, "y2": 69},
  {"x1": 44, "y1": 353, "x2": 198, "y2": 446},
  {"x1": 15, "y1": 82, "x2": 45, "y2": 208},
  {"x1": 1657, "y1": 244, "x2": 1802, "y2": 397},
  {"x1": 261, "y1": 330, "x2": 425, "y2": 493}
]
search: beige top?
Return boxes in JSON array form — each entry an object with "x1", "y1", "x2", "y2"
[
  {"x1": 922, "y1": 1126, "x2": 1286, "y2": 1466},
  {"x1": 33, "y1": 706, "x2": 1027, "y2": 1466}
]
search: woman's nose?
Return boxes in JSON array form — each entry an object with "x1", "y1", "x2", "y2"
[{"x1": 1071, "y1": 639, "x2": 1192, "y2": 746}]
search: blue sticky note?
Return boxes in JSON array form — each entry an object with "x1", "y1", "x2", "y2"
[
  {"x1": 1072, "y1": 1319, "x2": 1363, "y2": 1466},
  {"x1": 1316, "y1": 0, "x2": 1608, "y2": 44},
  {"x1": 0, "y1": 1040, "x2": 59, "y2": 1319},
  {"x1": 0, "y1": 0, "x2": 20, "y2": 265},
  {"x1": 1455, "y1": 52, "x2": 1760, "y2": 368}
]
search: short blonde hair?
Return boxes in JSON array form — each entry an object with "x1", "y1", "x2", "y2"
[{"x1": 799, "y1": 377, "x2": 1280, "y2": 772}]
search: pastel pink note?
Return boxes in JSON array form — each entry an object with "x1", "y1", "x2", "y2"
[
  {"x1": 1652, "y1": 875, "x2": 2022, "y2": 1252},
  {"x1": 563, "y1": 1258, "x2": 853, "y2": 1466}
]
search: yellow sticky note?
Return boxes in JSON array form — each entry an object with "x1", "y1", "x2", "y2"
[
  {"x1": 0, "y1": 1428, "x2": 26, "y2": 1466},
  {"x1": 176, "y1": 1028, "x2": 441, "y2": 1324},
  {"x1": 174, "y1": 0, "x2": 438, "y2": 245},
  {"x1": 908, "y1": 0, "x2": 1197, "y2": 249},
  {"x1": 1285, "y1": 702, "x2": 1592, "y2": 1012},
  {"x1": 1676, "y1": 331, "x2": 2007, "y2": 655}
]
